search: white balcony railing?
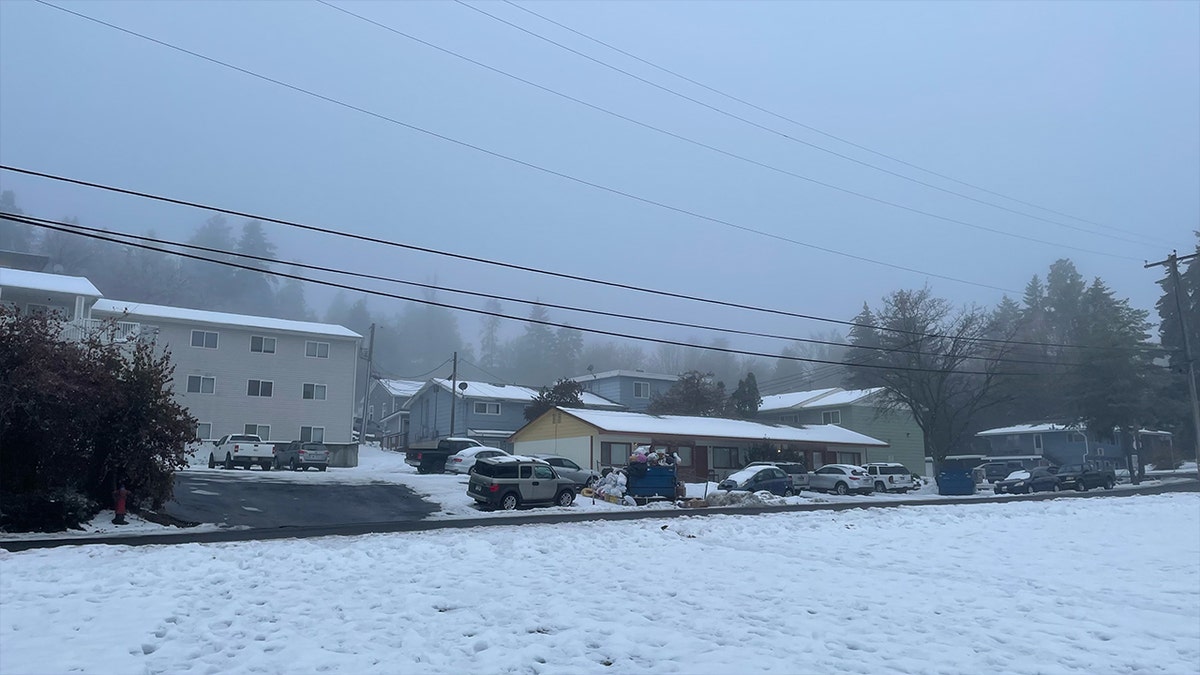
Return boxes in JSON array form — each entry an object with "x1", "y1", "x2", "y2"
[{"x1": 58, "y1": 318, "x2": 145, "y2": 344}]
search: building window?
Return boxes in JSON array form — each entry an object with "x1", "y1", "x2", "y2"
[
  {"x1": 190, "y1": 330, "x2": 219, "y2": 349},
  {"x1": 1034, "y1": 434, "x2": 1043, "y2": 452},
  {"x1": 675, "y1": 447, "x2": 693, "y2": 467},
  {"x1": 1096, "y1": 447, "x2": 1105, "y2": 456},
  {"x1": 195, "y1": 422, "x2": 212, "y2": 440},
  {"x1": 303, "y1": 383, "x2": 327, "y2": 400},
  {"x1": 780, "y1": 414, "x2": 797, "y2": 425},
  {"x1": 712, "y1": 447, "x2": 738, "y2": 469},
  {"x1": 244, "y1": 424, "x2": 270, "y2": 440},
  {"x1": 633, "y1": 381, "x2": 650, "y2": 399},
  {"x1": 837, "y1": 451, "x2": 861, "y2": 465},
  {"x1": 1070, "y1": 432, "x2": 1086, "y2": 444},
  {"x1": 186, "y1": 375, "x2": 215, "y2": 394},
  {"x1": 822, "y1": 410, "x2": 842, "y2": 425},
  {"x1": 247, "y1": 380, "x2": 274, "y2": 397},
  {"x1": 305, "y1": 341, "x2": 330, "y2": 358},
  {"x1": 300, "y1": 426, "x2": 325, "y2": 443},
  {"x1": 474, "y1": 402, "x2": 501, "y2": 415},
  {"x1": 600, "y1": 442, "x2": 632, "y2": 466},
  {"x1": 250, "y1": 336, "x2": 276, "y2": 353}
]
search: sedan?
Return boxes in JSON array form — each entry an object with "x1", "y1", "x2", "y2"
[
  {"x1": 993, "y1": 468, "x2": 1062, "y2": 495},
  {"x1": 528, "y1": 454, "x2": 600, "y2": 488},
  {"x1": 809, "y1": 464, "x2": 874, "y2": 495},
  {"x1": 444, "y1": 446, "x2": 509, "y2": 474},
  {"x1": 718, "y1": 466, "x2": 794, "y2": 497}
]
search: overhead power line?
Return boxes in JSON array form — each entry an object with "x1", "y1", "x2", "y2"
[
  {"x1": 30, "y1": 0, "x2": 1026, "y2": 292},
  {"x1": 318, "y1": 0, "x2": 1139, "y2": 260},
  {"x1": 12, "y1": 212, "x2": 1091, "y2": 370},
  {"x1": 493, "y1": 0, "x2": 1173, "y2": 249},
  {"x1": 6, "y1": 212, "x2": 1034, "y2": 378},
  {"x1": 0, "y1": 164, "x2": 1167, "y2": 357}
]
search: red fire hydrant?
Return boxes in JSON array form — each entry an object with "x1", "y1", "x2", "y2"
[{"x1": 112, "y1": 484, "x2": 130, "y2": 525}]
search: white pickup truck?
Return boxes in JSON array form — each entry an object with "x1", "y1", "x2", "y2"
[{"x1": 209, "y1": 434, "x2": 274, "y2": 470}]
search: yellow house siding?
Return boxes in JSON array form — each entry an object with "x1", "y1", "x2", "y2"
[{"x1": 510, "y1": 412, "x2": 597, "y2": 444}]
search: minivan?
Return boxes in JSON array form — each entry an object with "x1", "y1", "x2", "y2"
[{"x1": 467, "y1": 456, "x2": 576, "y2": 510}]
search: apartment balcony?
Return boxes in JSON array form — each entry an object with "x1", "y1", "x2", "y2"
[{"x1": 58, "y1": 318, "x2": 147, "y2": 344}]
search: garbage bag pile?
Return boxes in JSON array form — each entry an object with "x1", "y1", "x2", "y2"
[{"x1": 592, "y1": 470, "x2": 638, "y2": 506}]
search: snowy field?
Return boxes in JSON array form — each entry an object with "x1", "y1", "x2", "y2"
[{"x1": 1, "y1": 493, "x2": 1197, "y2": 675}]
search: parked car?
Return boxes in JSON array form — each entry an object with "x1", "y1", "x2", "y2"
[
  {"x1": 973, "y1": 461, "x2": 1027, "y2": 484},
  {"x1": 809, "y1": 464, "x2": 873, "y2": 495},
  {"x1": 406, "y1": 437, "x2": 486, "y2": 474},
  {"x1": 274, "y1": 441, "x2": 329, "y2": 472},
  {"x1": 746, "y1": 461, "x2": 810, "y2": 491},
  {"x1": 528, "y1": 454, "x2": 601, "y2": 488},
  {"x1": 210, "y1": 434, "x2": 273, "y2": 470},
  {"x1": 1055, "y1": 463, "x2": 1116, "y2": 491},
  {"x1": 1115, "y1": 468, "x2": 1131, "y2": 484},
  {"x1": 467, "y1": 456, "x2": 576, "y2": 510},
  {"x1": 863, "y1": 463, "x2": 915, "y2": 493},
  {"x1": 445, "y1": 446, "x2": 510, "y2": 474},
  {"x1": 993, "y1": 467, "x2": 1061, "y2": 495},
  {"x1": 719, "y1": 465, "x2": 794, "y2": 496}
]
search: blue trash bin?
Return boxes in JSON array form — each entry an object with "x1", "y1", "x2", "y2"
[{"x1": 936, "y1": 469, "x2": 977, "y2": 496}]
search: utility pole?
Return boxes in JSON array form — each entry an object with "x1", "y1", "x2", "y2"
[
  {"x1": 1146, "y1": 251, "x2": 1200, "y2": 480},
  {"x1": 448, "y1": 351, "x2": 458, "y2": 438},
  {"x1": 357, "y1": 323, "x2": 375, "y2": 442}
]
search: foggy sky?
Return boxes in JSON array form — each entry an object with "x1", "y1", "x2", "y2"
[{"x1": 1, "y1": 0, "x2": 1197, "y2": 356}]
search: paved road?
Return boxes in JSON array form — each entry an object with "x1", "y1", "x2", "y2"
[
  {"x1": 163, "y1": 471, "x2": 438, "y2": 528},
  {"x1": 2, "y1": 478, "x2": 1195, "y2": 552}
]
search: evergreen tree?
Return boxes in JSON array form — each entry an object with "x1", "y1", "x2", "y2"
[
  {"x1": 0, "y1": 190, "x2": 35, "y2": 253},
  {"x1": 647, "y1": 370, "x2": 727, "y2": 416},
  {"x1": 523, "y1": 378, "x2": 585, "y2": 422},
  {"x1": 728, "y1": 372, "x2": 761, "y2": 419},
  {"x1": 478, "y1": 299, "x2": 503, "y2": 370}
]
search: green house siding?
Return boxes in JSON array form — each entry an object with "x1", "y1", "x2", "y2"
[{"x1": 794, "y1": 405, "x2": 925, "y2": 474}]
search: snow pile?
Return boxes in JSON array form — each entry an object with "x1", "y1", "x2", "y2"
[
  {"x1": 704, "y1": 489, "x2": 787, "y2": 507},
  {"x1": 1, "y1": 494, "x2": 1195, "y2": 674}
]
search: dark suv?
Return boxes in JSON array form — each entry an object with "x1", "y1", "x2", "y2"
[{"x1": 467, "y1": 456, "x2": 576, "y2": 510}]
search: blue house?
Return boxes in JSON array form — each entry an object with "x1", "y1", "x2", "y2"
[
  {"x1": 403, "y1": 379, "x2": 622, "y2": 452},
  {"x1": 975, "y1": 423, "x2": 1172, "y2": 470},
  {"x1": 569, "y1": 369, "x2": 678, "y2": 412}
]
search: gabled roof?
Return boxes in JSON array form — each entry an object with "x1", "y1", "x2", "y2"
[
  {"x1": 376, "y1": 378, "x2": 424, "y2": 398},
  {"x1": 406, "y1": 378, "x2": 622, "y2": 409},
  {"x1": 521, "y1": 407, "x2": 888, "y2": 447},
  {"x1": 0, "y1": 268, "x2": 101, "y2": 297},
  {"x1": 976, "y1": 423, "x2": 1078, "y2": 436},
  {"x1": 92, "y1": 299, "x2": 360, "y2": 338},
  {"x1": 569, "y1": 369, "x2": 678, "y2": 383},
  {"x1": 758, "y1": 387, "x2": 885, "y2": 413}
]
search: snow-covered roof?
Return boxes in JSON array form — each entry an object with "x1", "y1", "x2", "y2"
[
  {"x1": 758, "y1": 387, "x2": 884, "y2": 412},
  {"x1": 569, "y1": 369, "x2": 678, "y2": 383},
  {"x1": 376, "y1": 379, "x2": 424, "y2": 398},
  {"x1": 0, "y1": 268, "x2": 101, "y2": 297},
  {"x1": 976, "y1": 423, "x2": 1077, "y2": 437},
  {"x1": 92, "y1": 300, "x2": 361, "y2": 338},
  {"x1": 417, "y1": 379, "x2": 621, "y2": 408},
  {"x1": 540, "y1": 407, "x2": 888, "y2": 447}
]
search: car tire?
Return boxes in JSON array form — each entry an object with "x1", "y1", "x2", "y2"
[
  {"x1": 555, "y1": 490, "x2": 575, "y2": 507},
  {"x1": 784, "y1": 487, "x2": 794, "y2": 497},
  {"x1": 208, "y1": 454, "x2": 216, "y2": 469},
  {"x1": 1104, "y1": 478, "x2": 1114, "y2": 490},
  {"x1": 1052, "y1": 483, "x2": 1061, "y2": 492},
  {"x1": 585, "y1": 475, "x2": 598, "y2": 488},
  {"x1": 1076, "y1": 481, "x2": 1087, "y2": 492},
  {"x1": 875, "y1": 481, "x2": 886, "y2": 493},
  {"x1": 501, "y1": 493, "x2": 520, "y2": 510},
  {"x1": 290, "y1": 458, "x2": 299, "y2": 472},
  {"x1": 319, "y1": 465, "x2": 327, "y2": 472},
  {"x1": 834, "y1": 482, "x2": 849, "y2": 496},
  {"x1": 224, "y1": 454, "x2": 233, "y2": 470}
]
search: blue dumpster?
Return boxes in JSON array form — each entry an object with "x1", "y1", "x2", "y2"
[
  {"x1": 936, "y1": 469, "x2": 977, "y2": 496},
  {"x1": 625, "y1": 465, "x2": 679, "y2": 504}
]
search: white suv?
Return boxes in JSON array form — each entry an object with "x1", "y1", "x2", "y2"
[{"x1": 864, "y1": 463, "x2": 915, "y2": 493}]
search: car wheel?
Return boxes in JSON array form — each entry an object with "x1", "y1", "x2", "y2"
[
  {"x1": 1104, "y1": 478, "x2": 1114, "y2": 490},
  {"x1": 1052, "y1": 483, "x2": 1061, "y2": 492},
  {"x1": 319, "y1": 465, "x2": 327, "y2": 472},
  {"x1": 261, "y1": 461, "x2": 271, "y2": 471},
  {"x1": 1076, "y1": 481, "x2": 1087, "y2": 492},
  {"x1": 784, "y1": 487, "x2": 794, "y2": 497},
  {"x1": 834, "y1": 482, "x2": 849, "y2": 496},
  {"x1": 555, "y1": 490, "x2": 575, "y2": 507},
  {"x1": 585, "y1": 475, "x2": 598, "y2": 488},
  {"x1": 290, "y1": 458, "x2": 299, "y2": 472},
  {"x1": 501, "y1": 493, "x2": 520, "y2": 510},
  {"x1": 224, "y1": 454, "x2": 233, "y2": 470},
  {"x1": 875, "y1": 481, "x2": 886, "y2": 493},
  {"x1": 208, "y1": 454, "x2": 216, "y2": 469}
]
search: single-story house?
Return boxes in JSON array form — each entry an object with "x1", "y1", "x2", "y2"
[
  {"x1": 975, "y1": 423, "x2": 1173, "y2": 470},
  {"x1": 510, "y1": 406, "x2": 889, "y2": 481}
]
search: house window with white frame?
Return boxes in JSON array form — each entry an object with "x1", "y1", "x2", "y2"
[
  {"x1": 303, "y1": 383, "x2": 327, "y2": 400},
  {"x1": 1034, "y1": 434, "x2": 1043, "y2": 453},
  {"x1": 474, "y1": 401, "x2": 501, "y2": 415},
  {"x1": 244, "y1": 424, "x2": 270, "y2": 440},
  {"x1": 1070, "y1": 432, "x2": 1086, "y2": 444},
  {"x1": 600, "y1": 442, "x2": 632, "y2": 466},
  {"x1": 195, "y1": 422, "x2": 212, "y2": 441},
  {"x1": 250, "y1": 336, "x2": 276, "y2": 353},
  {"x1": 300, "y1": 426, "x2": 325, "y2": 443},
  {"x1": 186, "y1": 375, "x2": 215, "y2": 394},
  {"x1": 633, "y1": 381, "x2": 650, "y2": 399},
  {"x1": 305, "y1": 341, "x2": 330, "y2": 358},
  {"x1": 247, "y1": 380, "x2": 273, "y2": 397},
  {"x1": 190, "y1": 330, "x2": 218, "y2": 349},
  {"x1": 822, "y1": 410, "x2": 842, "y2": 425},
  {"x1": 674, "y1": 447, "x2": 693, "y2": 467}
]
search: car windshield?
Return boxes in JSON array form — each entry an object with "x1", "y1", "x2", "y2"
[
  {"x1": 1005, "y1": 470, "x2": 1031, "y2": 480},
  {"x1": 724, "y1": 468, "x2": 761, "y2": 484},
  {"x1": 1058, "y1": 464, "x2": 1082, "y2": 473},
  {"x1": 880, "y1": 466, "x2": 908, "y2": 475}
]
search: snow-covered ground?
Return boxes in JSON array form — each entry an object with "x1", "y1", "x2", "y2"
[{"x1": 1, "y1": 493, "x2": 1196, "y2": 675}]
